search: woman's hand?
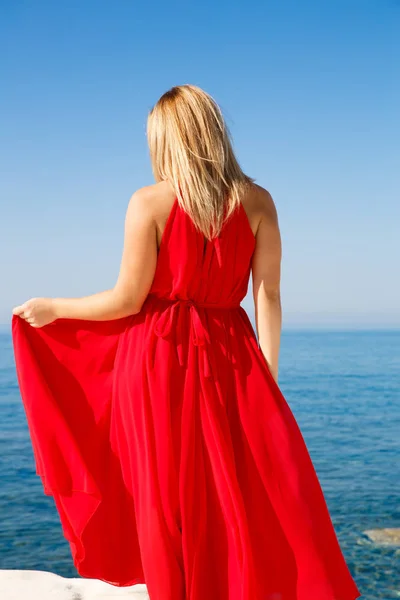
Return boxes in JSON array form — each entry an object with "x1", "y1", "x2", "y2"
[{"x1": 12, "y1": 298, "x2": 57, "y2": 328}]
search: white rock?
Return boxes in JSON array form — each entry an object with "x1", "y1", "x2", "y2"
[
  {"x1": 363, "y1": 527, "x2": 400, "y2": 546},
  {"x1": 0, "y1": 570, "x2": 149, "y2": 600}
]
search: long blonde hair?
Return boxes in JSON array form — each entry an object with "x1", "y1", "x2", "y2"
[{"x1": 147, "y1": 84, "x2": 254, "y2": 239}]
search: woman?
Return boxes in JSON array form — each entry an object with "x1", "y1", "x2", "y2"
[{"x1": 12, "y1": 85, "x2": 361, "y2": 600}]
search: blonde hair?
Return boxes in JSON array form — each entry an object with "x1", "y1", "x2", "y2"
[{"x1": 147, "y1": 84, "x2": 254, "y2": 239}]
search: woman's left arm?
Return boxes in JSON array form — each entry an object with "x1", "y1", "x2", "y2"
[{"x1": 12, "y1": 188, "x2": 158, "y2": 327}]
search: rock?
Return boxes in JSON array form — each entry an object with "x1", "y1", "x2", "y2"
[
  {"x1": 363, "y1": 528, "x2": 400, "y2": 546},
  {"x1": 0, "y1": 570, "x2": 149, "y2": 600}
]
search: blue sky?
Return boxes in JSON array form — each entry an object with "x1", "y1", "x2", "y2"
[{"x1": 1, "y1": 0, "x2": 399, "y2": 328}]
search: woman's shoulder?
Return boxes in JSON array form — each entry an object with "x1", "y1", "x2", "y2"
[
  {"x1": 127, "y1": 181, "x2": 177, "y2": 246},
  {"x1": 128, "y1": 180, "x2": 173, "y2": 206},
  {"x1": 127, "y1": 181, "x2": 175, "y2": 217},
  {"x1": 241, "y1": 183, "x2": 278, "y2": 236}
]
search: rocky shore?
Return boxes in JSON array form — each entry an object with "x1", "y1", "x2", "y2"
[
  {"x1": 1, "y1": 529, "x2": 399, "y2": 599},
  {"x1": 0, "y1": 570, "x2": 149, "y2": 599}
]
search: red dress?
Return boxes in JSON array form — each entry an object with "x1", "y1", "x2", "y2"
[{"x1": 12, "y1": 197, "x2": 361, "y2": 600}]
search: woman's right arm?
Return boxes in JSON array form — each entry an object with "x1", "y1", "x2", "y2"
[{"x1": 251, "y1": 188, "x2": 282, "y2": 384}]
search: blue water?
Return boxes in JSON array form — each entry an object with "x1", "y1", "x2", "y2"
[{"x1": 0, "y1": 326, "x2": 399, "y2": 598}]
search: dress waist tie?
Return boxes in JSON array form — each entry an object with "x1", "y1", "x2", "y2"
[{"x1": 153, "y1": 298, "x2": 240, "y2": 379}]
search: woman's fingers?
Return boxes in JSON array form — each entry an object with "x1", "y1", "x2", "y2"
[
  {"x1": 12, "y1": 305, "x2": 34, "y2": 324},
  {"x1": 12, "y1": 298, "x2": 54, "y2": 328}
]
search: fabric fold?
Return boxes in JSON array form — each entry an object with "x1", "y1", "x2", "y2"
[{"x1": 12, "y1": 314, "x2": 145, "y2": 587}]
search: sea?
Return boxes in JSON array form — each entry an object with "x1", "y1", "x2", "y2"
[{"x1": 0, "y1": 325, "x2": 399, "y2": 599}]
